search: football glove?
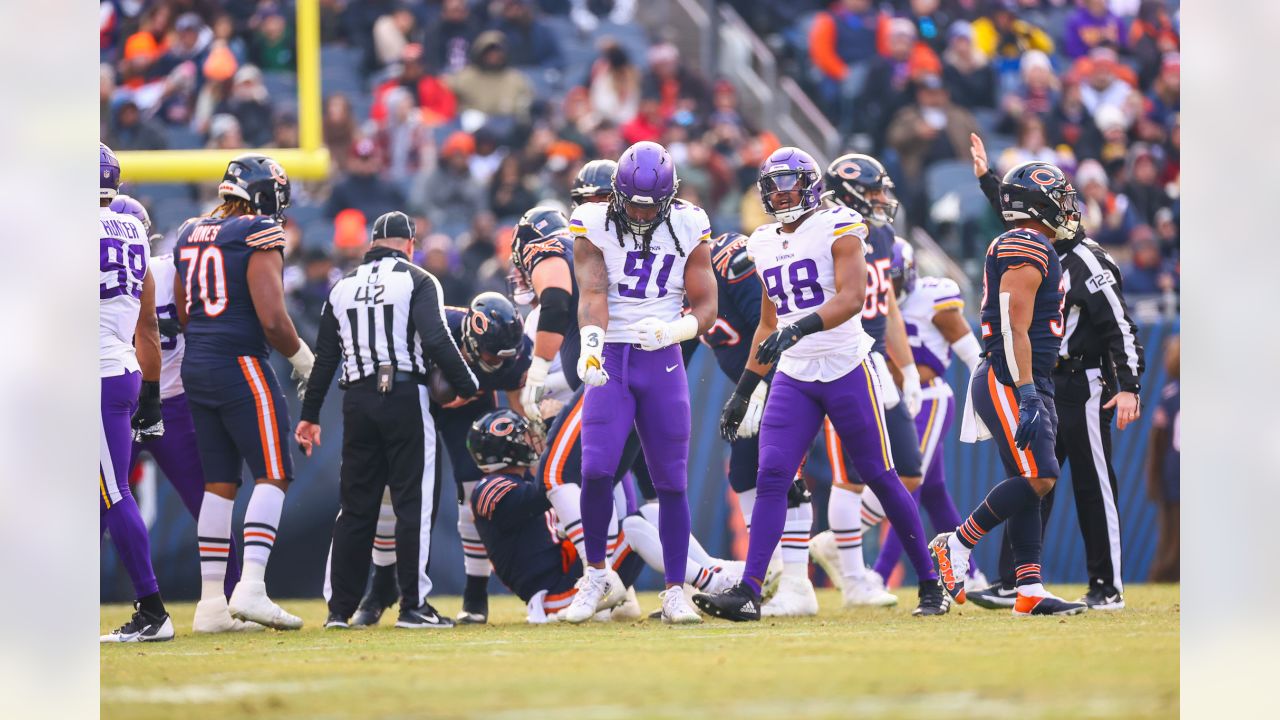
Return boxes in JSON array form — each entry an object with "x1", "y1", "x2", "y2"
[
  {"x1": 288, "y1": 343, "x2": 315, "y2": 401},
  {"x1": 735, "y1": 380, "x2": 769, "y2": 439},
  {"x1": 156, "y1": 317, "x2": 183, "y2": 340},
  {"x1": 720, "y1": 391, "x2": 750, "y2": 442},
  {"x1": 755, "y1": 324, "x2": 804, "y2": 365},
  {"x1": 899, "y1": 364, "x2": 923, "y2": 418},
  {"x1": 577, "y1": 325, "x2": 609, "y2": 387},
  {"x1": 1013, "y1": 383, "x2": 1046, "y2": 450},
  {"x1": 131, "y1": 380, "x2": 165, "y2": 442},
  {"x1": 631, "y1": 315, "x2": 698, "y2": 351},
  {"x1": 521, "y1": 356, "x2": 551, "y2": 422}
]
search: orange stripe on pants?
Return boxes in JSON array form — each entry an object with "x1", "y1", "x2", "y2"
[
  {"x1": 823, "y1": 418, "x2": 848, "y2": 484},
  {"x1": 239, "y1": 357, "x2": 284, "y2": 479},
  {"x1": 544, "y1": 394, "x2": 584, "y2": 491}
]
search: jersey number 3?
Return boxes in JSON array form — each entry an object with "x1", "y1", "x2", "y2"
[
  {"x1": 179, "y1": 246, "x2": 228, "y2": 317},
  {"x1": 762, "y1": 259, "x2": 824, "y2": 315}
]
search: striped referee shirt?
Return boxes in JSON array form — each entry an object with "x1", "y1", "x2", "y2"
[{"x1": 300, "y1": 246, "x2": 478, "y2": 422}]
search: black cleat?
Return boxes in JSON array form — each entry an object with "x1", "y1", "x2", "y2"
[
  {"x1": 352, "y1": 563, "x2": 400, "y2": 627},
  {"x1": 1080, "y1": 585, "x2": 1125, "y2": 611},
  {"x1": 1013, "y1": 594, "x2": 1088, "y2": 617},
  {"x1": 692, "y1": 583, "x2": 761, "y2": 622},
  {"x1": 100, "y1": 607, "x2": 175, "y2": 643},
  {"x1": 968, "y1": 583, "x2": 1018, "y2": 610},
  {"x1": 395, "y1": 602, "x2": 456, "y2": 629},
  {"x1": 912, "y1": 582, "x2": 950, "y2": 616},
  {"x1": 456, "y1": 579, "x2": 489, "y2": 624},
  {"x1": 324, "y1": 612, "x2": 351, "y2": 630}
]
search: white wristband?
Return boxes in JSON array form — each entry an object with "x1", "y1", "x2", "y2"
[
  {"x1": 899, "y1": 363, "x2": 920, "y2": 387},
  {"x1": 580, "y1": 325, "x2": 605, "y2": 357},
  {"x1": 287, "y1": 342, "x2": 315, "y2": 376},
  {"x1": 950, "y1": 333, "x2": 982, "y2": 373},
  {"x1": 527, "y1": 355, "x2": 551, "y2": 384},
  {"x1": 669, "y1": 314, "x2": 699, "y2": 344}
]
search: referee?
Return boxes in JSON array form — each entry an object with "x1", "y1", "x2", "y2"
[
  {"x1": 968, "y1": 135, "x2": 1145, "y2": 611},
  {"x1": 294, "y1": 211, "x2": 479, "y2": 629}
]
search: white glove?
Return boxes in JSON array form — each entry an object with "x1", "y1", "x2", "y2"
[
  {"x1": 900, "y1": 364, "x2": 923, "y2": 418},
  {"x1": 576, "y1": 325, "x2": 609, "y2": 387},
  {"x1": 521, "y1": 356, "x2": 551, "y2": 421},
  {"x1": 287, "y1": 342, "x2": 315, "y2": 400},
  {"x1": 631, "y1": 315, "x2": 698, "y2": 351},
  {"x1": 736, "y1": 380, "x2": 769, "y2": 439}
]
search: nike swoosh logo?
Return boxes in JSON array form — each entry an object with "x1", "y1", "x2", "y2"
[{"x1": 665, "y1": 364, "x2": 678, "y2": 372}]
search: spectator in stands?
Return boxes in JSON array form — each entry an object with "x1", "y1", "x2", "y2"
[
  {"x1": 997, "y1": 49, "x2": 1058, "y2": 133},
  {"x1": 373, "y1": 3, "x2": 423, "y2": 69},
  {"x1": 1043, "y1": 74, "x2": 1100, "y2": 160},
  {"x1": 641, "y1": 42, "x2": 711, "y2": 120},
  {"x1": 273, "y1": 109, "x2": 299, "y2": 148},
  {"x1": 153, "y1": 61, "x2": 200, "y2": 125},
  {"x1": 885, "y1": 73, "x2": 979, "y2": 198},
  {"x1": 446, "y1": 31, "x2": 534, "y2": 120},
  {"x1": 417, "y1": 131, "x2": 488, "y2": 238},
  {"x1": 941, "y1": 21, "x2": 996, "y2": 110},
  {"x1": 1153, "y1": 206, "x2": 1178, "y2": 258},
  {"x1": 331, "y1": 208, "x2": 369, "y2": 273},
  {"x1": 150, "y1": 12, "x2": 212, "y2": 83},
  {"x1": 1119, "y1": 142, "x2": 1171, "y2": 226},
  {"x1": 569, "y1": 0, "x2": 637, "y2": 33},
  {"x1": 588, "y1": 41, "x2": 641, "y2": 126},
  {"x1": 1147, "y1": 334, "x2": 1179, "y2": 583},
  {"x1": 422, "y1": 233, "x2": 473, "y2": 304},
  {"x1": 212, "y1": 14, "x2": 249, "y2": 67},
  {"x1": 1093, "y1": 104, "x2": 1131, "y2": 172},
  {"x1": 426, "y1": 0, "x2": 482, "y2": 75},
  {"x1": 1121, "y1": 228, "x2": 1175, "y2": 297},
  {"x1": 489, "y1": 155, "x2": 539, "y2": 223},
  {"x1": 1076, "y1": 158, "x2": 1131, "y2": 246},
  {"x1": 459, "y1": 211, "x2": 500, "y2": 279},
  {"x1": 492, "y1": 0, "x2": 564, "y2": 71},
  {"x1": 901, "y1": 0, "x2": 953, "y2": 56},
  {"x1": 860, "y1": 18, "x2": 940, "y2": 144},
  {"x1": 288, "y1": 249, "x2": 340, "y2": 339},
  {"x1": 119, "y1": 4, "x2": 172, "y2": 88},
  {"x1": 207, "y1": 113, "x2": 244, "y2": 150},
  {"x1": 323, "y1": 94, "x2": 359, "y2": 173},
  {"x1": 326, "y1": 138, "x2": 408, "y2": 222},
  {"x1": 1063, "y1": 0, "x2": 1126, "y2": 60},
  {"x1": 622, "y1": 97, "x2": 665, "y2": 145},
  {"x1": 998, "y1": 115, "x2": 1070, "y2": 175},
  {"x1": 107, "y1": 97, "x2": 168, "y2": 151},
  {"x1": 559, "y1": 85, "x2": 599, "y2": 154},
  {"x1": 220, "y1": 65, "x2": 274, "y2": 147},
  {"x1": 469, "y1": 127, "x2": 507, "y2": 187},
  {"x1": 1129, "y1": 0, "x2": 1180, "y2": 88},
  {"x1": 810, "y1": 0, "x2": 885, "y2": 124},
  {"x1": 100, "y1": 65, "x2": 117, "y2": 138},
  {"x1": 250, "y1": 4, "x2": 296, "y2": 72},
  {"x1": 1078, "y1": 48, "x2": 1135, "y2": 122},
  {"x1": 971, "y1": 0, "x2": 1055, "y2": 79},
  {"x1": 193, "y1": 41, "x2": 240, "y2": 137},
  {"x1": 1145, "y1": 53, "x2": 1180, "y2": 129},
  {"x1": 590, "y1": 120, "x2": 626, "y2": 163},
  {"x1": 375, "y1": 86, "x2": 433, "y2": 187},
  {"x1": 371, "y1": 44, "x2": 458, "y2": 127}
]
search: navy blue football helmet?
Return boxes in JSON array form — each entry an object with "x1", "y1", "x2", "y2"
[
  {"x1": 467, "y1": 409, "x2": 539, "y2": 472},
  {"x1": 824, "y1": 153, "x2": 899, "y2": 227},
  {"x1": 463, "y1": 292, "x2": 524, "y2": 372},
  {"x1": 571, "y1": 159, "x2": 618, "y2": 206},
  {"x1": 218, "y1": 154, "x2": 292, "y2": 222}
]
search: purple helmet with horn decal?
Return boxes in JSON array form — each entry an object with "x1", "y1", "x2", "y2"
[
  {"x1": 611, "y1": 141, "x2": 679, "y2": 235},
  {"x1": 757, "y1": 146, "x2": 823, "y2": 223},
  {"x1": 109, "y1": 194, "x2": 151, "y2": 232},
  {"x1": 100, "y1": 142, "x2": 121, "y2": 200},
  {"x1": 890, "y1": 237, "x2": 917, "y2": 303}
]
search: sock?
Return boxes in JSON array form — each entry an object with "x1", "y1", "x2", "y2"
[
  {"x1": 197, "y1": 491, "x2": 234, "y2": 599},
  {"x1": 1007, "y1": 499, "x2": 1045, "y2": 589},
  {"x1": 780, "y1": 501, "x2": 813, "y2": 576},
  {"x1": 105, "y1": 494, "x2": 161, "y2": 600},
  {"x1": 743, "y1": 475, "x2": 789, "y2": 596},
  {"x1": 372, "y1": 497, "x2": 397, "y2": 567},
  {"x1": 828, "y1": 485, "x2": 866, "y2": 580},
  {"x1": 241, "y1": 483, "x2": 285, "y2": 582},
  {"x1": 458, "y1": 481, "x2": 490, "y2": 578},
  {"x1": 917, "y1": 467, "x2": 977, "y2": 577},
  {"x1": 654, "y1": 488, "x2": 691, "y2": 587},
  {"x1": 860, "y1": 487, "x2": 885, "y2": 531},
  {"x1": 463, "y1": 574, "x2": 489, "y2": 609},
  {"x1": 580, "y1": 470, "x2": 616, "y2": 565},
  {"x1": 873, "y1": 486, "x2": 922, "y2": 579},
  {"x1": 957, "y1": 476, "x2": 1039, "y2": 550},
  {"x1": 137, "y1": 591, "x2": 166, "y2": 617},
  {"x1": 548, "y1": 483, "x2": 587, "y2": 559},
  {"x1": 862, "y1": 469, "x2": 936, "y2": 582}
]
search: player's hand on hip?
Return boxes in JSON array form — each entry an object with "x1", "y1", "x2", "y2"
[
  {"x1": 1013, "y1": 384, "x2": 1045, "y2": 450},
  {"x1": 631, "y1": 317, "x2": 673, "y2": 351},
  {"x1": 736, "y1": 380, "x2": 769, "y2": 439},
  {"x1": 899, "y1": 364, "x2": 923, "y2": 418},
  {"x1": 1104, "y1": 391, "x2": 1141, "y2": 430},
  {"x1": 131, "y1": 381, "x2": 165, "y2": 442},
  {"x1": 755, "y1": 324, "x2": 803, "y2": 365},
  {"x1": 294, "y1": 421, "x2": 321, "y2": 457},
  {"x1": 521, "y1": 357, "x2": 551, "y2": 421}
]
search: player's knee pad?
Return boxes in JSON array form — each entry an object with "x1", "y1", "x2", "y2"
[{"x1": 786, "y1": 478, "x2": 812, "y2": 509}]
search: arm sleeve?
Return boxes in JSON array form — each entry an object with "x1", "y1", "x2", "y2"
[
  {"x1": 411, "y1": 270, "x2": 480, "y2": 396},
  {"x1": 300, "y1": 300, "x2": 343, "y2": 423},
  {"x1": 1082, "y1": 252, "x2": 1146, "y2": 392},
  {"x1": 535, "y1": 284, "x2": 573, "y2": 336},
  {"x1": 978, "y1": 169, "x2": 1003, "y2": 219}
]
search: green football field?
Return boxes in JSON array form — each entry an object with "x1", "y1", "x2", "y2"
[{"x1": 101, "y1": 584, "x2": 1179, "y2": 719}]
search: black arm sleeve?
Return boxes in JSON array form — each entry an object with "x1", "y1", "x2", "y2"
[
  {"x1": 979, "y1": 169, "x2": 1004, "y2": 220},
  {"x1": 536, "y1": 285, "x2": 573, "y2": 336},
  {"x1": 1084, "y1": 253, "x2": 1146, "y2": 393},
  {"x1": 300, "y1": 301, "x2": 342, "y2": 423},
  {"x1": 411, "y1": 270, "x2": 480, "y2": 397}
]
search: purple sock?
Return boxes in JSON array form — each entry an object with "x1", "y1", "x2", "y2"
[
  {"x1": 743, "y1": 474, "x2": 787, "y2": 595},
  {"x1": 863, "y1": 469, "x2": 936, "y2": 581},
  {"x1": 103, "y1": 495, "x2": 160, "y2": 599},
  {"x1": 654, "y1": 489, "x2": 691, "y2": 586},
  {"x1": 872, "y1": 486, "x2": 919, "y2": 579},
  {"x1": 579, "y1": 468, "x2": 615, "y2": 565}
]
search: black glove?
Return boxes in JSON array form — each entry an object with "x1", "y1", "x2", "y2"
[
  {"x1": 1013, "y1": 383, "x2": 1045, "y2": 450},
  {"x1": 157, "y1": 317, "x2": 183, "y2": 340},
  {"x1": 131, "y1": 380, "x2": 165, "y2": 442},
  {"x1": 719, "y1": 370, "x2": 764, "y2": 441},
  {"x1": 755, "y1": 324, "x2": 805, "y2": 365}
]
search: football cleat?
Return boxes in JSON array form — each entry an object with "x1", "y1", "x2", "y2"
[
  {"x1": 228, "y1": 580, "x2": 303, "y2": 630},
  {"x1": 1013, "y1": 593, "x2": 1089, "y2": 617},
  {"x1": 193, "y1": 596, "x2": 265, "y2": 633},
  {"x1": 967, "y1": 583, "x2": 1017, "y2": 610},
  {"x1": 101, "y1": 607, "x2": 174, "y2": 643},
  {"x1": 563, "y1": 569, "x2": 626, "y2": 624},
  {"x1": 760, "y1": 556, "x2": 784, "y2": 601},
  {"x1": 969, "y1": 568, "x2": 991, "y2": 590},
  {"x1": 353, "y1": 564, "x2": 400, "y2": 627},
  {"x1": 930, "y1": 533, "x2": 969, "y2": 604},
  {"x1": 911, "y1": 582, "x2": 949, "y2": 617},
  {"x1": 660, "y1": 586, "x2": 703, "y2": 624},
  {"x1": 395, "y1": 602, "x2": 456, "y2": 629},
  {"x1": 1080, "y1": 585, "x2": 1125, "y2": 611},
  {"x1": 841, "y1": 571, "x2": 899, "y2": 607},
  {"x1": 324, "y1": 612, "x2": 351, "y2": 630},
  {"x1": 808, "y1": 530, "x2": 844, "y2": 590},
  {"x1": 692, "y1": 583, "x2": 761, "y2": 622},
  {"x1": 708, "y1": 560, "x2": 745, "y2": 594},
  {"x1": 761, "y1": 575, "x2": 820, "y2": 617},
  {"x1": 611, "y1": 586, "x2": 643, "y2": 622},
  {"x1": 455, "y1": 610, "x2": 488, "y2": 624}
]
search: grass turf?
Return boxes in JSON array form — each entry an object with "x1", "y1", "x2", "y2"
[{"x1": 101, "y1": 584, "x2": 1178, "y2": 719}]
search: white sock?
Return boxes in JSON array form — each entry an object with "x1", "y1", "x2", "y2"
[
  {"x1": 548, "y1": 483, "x2": 586, "y2": 560},
  {"x1": 241, "y1": 483, "x2": 285, "y2": 582},
  {"x1": 639, "y1": 497, "x2": 718, "y2": 569},
  {"x1": 736, "y1": 488, "x2": 756, "y2": 530},
  {"x1": 781, "y1": 501, "x2": 813, "y2": 577},
  {"x1": 1016, "y1": 582, "x2": 1047, "y2": 597},
  {"x1": 458, "y1": 481, "x2": 490, "y2": 577},
  {"x1": 860, "y1": 487, "x2": 886, "y2": 531},
  {"x1": 829, "y1": 485, "x2": 867, "y2": 581},
  {"x1": 372, "y1": 493, "x2": 396, "y2": 567},
  {"x1": 197, "y1": 492, "x2": 234, "y2": 599}
]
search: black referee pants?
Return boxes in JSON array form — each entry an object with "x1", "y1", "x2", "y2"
[
  {"x1": 325, "y1": 379, "x2": 442, "y2": 617},
  {"x1": 995, "y1": 368, "x2": 1125, "y2": 592}
]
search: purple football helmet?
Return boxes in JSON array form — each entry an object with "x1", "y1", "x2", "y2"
[
  {"x1": 758, "y1": 146, "x2": 823, "y2": 223},
  {"x1": 100, "y1": 142, "x2": 121, "y2": 200},
  {"x1": 611, "y1": 141, "x2": 679, "y2": 235},
  {"x1": 890, "y1": 237, "x2": 917, "y2": 303},
  {"x1": 109, "y1": 194, "x2": 151, "y2": 232}
]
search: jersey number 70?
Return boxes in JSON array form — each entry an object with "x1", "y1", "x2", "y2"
[{"x1": 179, "y1": 246, "x2": 227, "y2": 317}]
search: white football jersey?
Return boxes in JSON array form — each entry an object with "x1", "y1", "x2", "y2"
[
  {"x1": 899, "y1": 276, "x2": 965, "y2": 383},
  {"x1": 522, "y1": 305, "x2": 573, "y2": 405},
  {"x1": 150, "y1": 255, "x2": 186, "y2": 399},
  {"x1": 569, "y1": 200, "x2": 711, "y2": 344},
  {"x1": 99, "y1": 207, "x2": 151, "y2": 377},
  {"x1": 747, "y1": 206, "x2": 873, "y2": 382}
]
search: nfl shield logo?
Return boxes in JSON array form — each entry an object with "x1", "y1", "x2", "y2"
[{"x1": 782, "y1": 238, "x2": 789, "y2": 249}]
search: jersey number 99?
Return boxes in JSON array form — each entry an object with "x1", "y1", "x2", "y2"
[
  {"x1": 762, "y1": 259, "x2": 824, "y2": 315},
  {"x1": 179, "y1": 246, "x2": 228, "y2": 317}
]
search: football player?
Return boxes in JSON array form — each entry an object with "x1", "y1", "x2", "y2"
[
  {"x1": 98, "y1": 146, "x2": 174, "y2": 643},
  {"x1": 702, "y1": 146, "x2": 946, "y2": 620},
  {"x1": 929, "y1": 161, "x2": 1088, "y2": 617},
  {"x1": 565, "y1": 141, "x2": 718, "y2": 624},
  {"x1": 175, "y1": 154, "x2": 315, "y2": 632},
  {"x1": 352, "y1": 292, "x2": 531, "y2": 626}
]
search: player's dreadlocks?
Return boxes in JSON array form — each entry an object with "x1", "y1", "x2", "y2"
[
  {"x1": 208, "y1": 197, "x2": 255, "y2": 219},
  {"x1": 604, "y1": 206, "x2": 685, "y2": 257}
]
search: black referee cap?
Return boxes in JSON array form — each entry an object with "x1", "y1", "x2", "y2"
[{"x1": 371, "y1": 211, "x2": 415, "y2": 242}]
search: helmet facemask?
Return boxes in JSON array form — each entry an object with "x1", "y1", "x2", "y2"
[{"x1": 759, "y1": 169, "x2": 821, "y2": 223}]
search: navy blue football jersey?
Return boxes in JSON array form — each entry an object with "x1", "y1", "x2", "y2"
[
  {"x1": 443, "y1": 307, "x2": 533, "y2": 392},
  {"x1": 860, "y1": 224, "x2": 896, "y2": 355},
  {"x1": 175, "y1": 214, "x2": 286, "y2": 365},
  {"x1": 979, "y1": 228, "x2": 1065, "y2": 387},
  {"x1": 517, "y1": 232, "x2": 582, "y2": 389},
  {"x1": 471, "y1": 472, "x2": 572, "y2": 603},
  {"x1": 703, "y1": 233, "x2": 762, "y2": 381}
]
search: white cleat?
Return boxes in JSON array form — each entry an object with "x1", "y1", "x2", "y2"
[
  {"x1": 611, "y1": 586, "x2": 643, "y2": 622},
  {"x1": 841, "y1": 571, "x2": 899, "y2": 607},
  {"x1": 808, "y1": 530, "x2": 844, "y2": 590},
  {"x1": 706, "y1": 561, "x2": 744, "y2": 594},
  {"x1": 659, "y1": 586, "x2": 703, "y2": 624},
  {"x1": 969, "y1": 569, "x2": 991, "y2": 592},
  {"x1": 227, "y1": 581, "x2": 303, "y2": 630},
  {"x1": 761, "y1": 575, "x2": 820, "y2": 617},
  {"x1": 563, "y1": 569, "x2": 626, "y2": 624},
  {"x1": 193, "y1": 596, "x2": 266, "y2": 633},
  {"x1": 761, "y1": 556, "x2": 784, "y2": 601},
  {"x1": 101, "y1": 609, "x2": 174, "y2": 643}
]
